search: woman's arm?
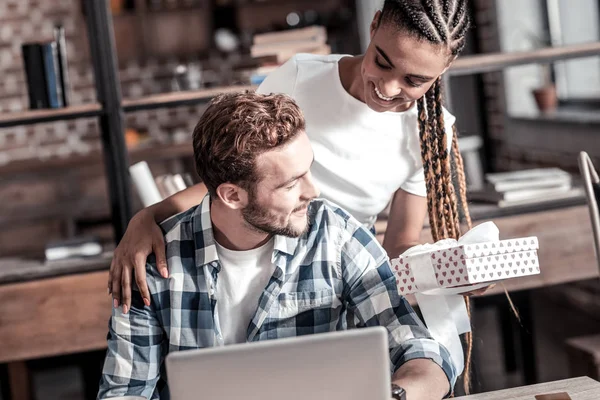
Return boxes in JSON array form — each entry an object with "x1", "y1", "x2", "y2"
[
  {"x1": 149, "y1": 183, "x2": 208, "y2": 223},
  {"x1": 382, "y1": 188, "x2": 491, "y2": 296},
  {"x1": 381, "y1": 189, "x2": 428, "y2": 258},
  {"x1": 109, "y1": 183, "x2": 207, "y2": 312}
]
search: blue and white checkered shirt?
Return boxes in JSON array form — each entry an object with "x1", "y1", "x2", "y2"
[{"x1": 98, "y1": 196, "x2": 456, "y2": 399}]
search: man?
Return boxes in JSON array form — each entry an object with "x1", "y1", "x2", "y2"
[{"x1": 98, "y1": 92, "x2": 456, "y2": 399}]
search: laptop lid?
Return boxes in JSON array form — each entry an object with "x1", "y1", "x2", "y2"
[{"x1": 165, "y1": 327, "x2": 391, "y2": 400}]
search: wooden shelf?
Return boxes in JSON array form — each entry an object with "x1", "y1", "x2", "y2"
[
  {"x1": 0, "y1": 104, "x2": 102, "y2": 129},
  {"x1": 0, "y1": 141, "x2": 193, "y2": 178},
  {"x1": 0, "y1": 199, "x2": 109, "y2": 225},
  {"x1": 449, "y1": 41, "x2": 600, "y2": 76},
  {"x1": 122, "y1": 85, "x2": 257, "y2": 112}
]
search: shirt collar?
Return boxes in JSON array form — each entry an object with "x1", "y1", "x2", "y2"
[{"x1": 191, "y1": 194, "x2": 301, "y2": 266}]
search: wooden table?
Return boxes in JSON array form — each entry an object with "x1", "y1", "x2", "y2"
[
  {"x1": 454, "y1": 376, "x2": 600, "y2": 399},
  {"x1": 0, "y1": 204, "x2": 599, "y2": 399}
]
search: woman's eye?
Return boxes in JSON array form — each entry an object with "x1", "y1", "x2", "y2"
[
  {"x1": 375, "y1": 56, "x2": 391, "y2": 70},
  {"x1": 405, "y1": 77, "x2": 423, "y2": 88}
]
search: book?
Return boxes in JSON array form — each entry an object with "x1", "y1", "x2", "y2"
[
  {"x1": 250, "y1": 25, "x2": 329, "y2": 65},
  {"x1": 45, "y1": 236, "x2": 103, "y2": 261},
  {"x1": 469, "y1": 182, "x2": 572, "y2": 203},
  {"x1": 253, "y1": 26, "x2": 327, "y2": 46},
  {"x1": 129, "y1": 161, "x2": 163, "y2": 207},
  {"x1": 22, "y1": 43, "x2": 49, "y2": 109},
  {"x1": 54, "y1": 25, "x2": 71, "y2": 107},
  {"x1": 485, "y1": 168, "x2": 571, "y2": 192},
  {"x1": 41, "y1": 42, "x2": 63, "y2": 108},
  {"x1": 251, "y1": 44, "x2": 331, "y2": 64},
  {"x1": 250, "y1": 36, "x2": 327, "y2": 54},
  {"x1": 493, "y1": 187, "x2": 585, "y2": 208}
]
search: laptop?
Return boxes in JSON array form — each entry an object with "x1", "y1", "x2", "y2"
[{"x1": 165, "y1": 327, "x2": 391, "y2": 400}]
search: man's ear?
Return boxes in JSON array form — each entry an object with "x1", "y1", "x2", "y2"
[
  {"x1": 215, "y1": 183, "x2": 249, "y2": 210},
  {"x1": 370, "y1": 10, "x2": 382, "y2": 40}
]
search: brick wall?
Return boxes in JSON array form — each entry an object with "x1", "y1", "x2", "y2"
[
  {"x1": 0, "y1": 0, "x2": 207, "y2": 257},
  {"x1": 471, "y1": 0, "x2": 509, "y2": 171},
  {"x1": 0, "y1": 0, "x2": 209, "y2": 166}
]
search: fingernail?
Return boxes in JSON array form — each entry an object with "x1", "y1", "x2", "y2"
[
  {"x1": 161, "y1": 270, "x2": 168, "y2": 279},
  {"x1": 144, "y1": 298, "x2": 150, "y2": 307},
  {"x1": 113, "y1": 299, "x2": 118, "y2": 308},
  {"x1": 123, "y1": 305, "x2": 129, "y2": 314}
]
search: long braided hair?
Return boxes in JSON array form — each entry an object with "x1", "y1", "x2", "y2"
[{"x1": 380, "y1": 0, "x2": 474, "y2": 393}]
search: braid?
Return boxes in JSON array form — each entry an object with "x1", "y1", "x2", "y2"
[
  {"x1": 423, "y1": 0, "x2": 448, "y2": 42},
  {"x1": 381, "y1": 0, "x2": 474, "y2": 394},
  {"x1": 417, "y1": 97, "x2": 438, "y2": 240},
  {"x1": 381, "y1": 0, "x2": 471, "y2": 56},
  {"x1": 426, "y1": 84, "x2": 446, "y2": 239}
]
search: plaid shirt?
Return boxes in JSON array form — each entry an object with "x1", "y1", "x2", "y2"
[{"x1": 98, "y1": 196, "x2": 456, "y2": 399}]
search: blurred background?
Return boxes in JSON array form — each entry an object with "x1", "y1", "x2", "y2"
[{"x1": 0, "y1": 0, "x2": 599, "y2": 399}]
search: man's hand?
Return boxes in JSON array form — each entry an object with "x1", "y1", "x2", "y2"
[
  {"x1": 108, "y1": 208, "x2": 168, "y2": 313},
  {"x1": 392, "y1": 359, "x2": 450, "y2": 400}
]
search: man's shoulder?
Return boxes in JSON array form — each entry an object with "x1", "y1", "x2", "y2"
[
  {"x1": 308, "y1": 198, "x2": 366, "y2": 236},
  {"x1": 159, "y1": 206, "x2": 198, "y2": 241},
  {"x1": 144, "y1": 205, "x2": 200, "y2": 278}
]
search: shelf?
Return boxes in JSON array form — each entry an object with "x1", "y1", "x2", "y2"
[
  {"x1": 0, "y1": 141, "x2": 193, "y2": 178},
  {"x1": 449, "y1": 41, "x2": 600, "y2": 77},
  {"x1": 0, "y1": 198, "x2": 109, "y2": 225},
  {"x1": 122, "y1": 85, "x2": 257, "y2": 112},
  {"x1": 0, "y1": 104, "x2": 103, "y2": 129},
  {"x1": 0, "y1": 251, "x2": 114, "y2": 285}
]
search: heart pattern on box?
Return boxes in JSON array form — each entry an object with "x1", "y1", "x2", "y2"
[
  {"x1": 430, "y1": 236, "x2": 539, "y2": 260},
  {"x1": 392, "y1": 245, "x2": 540, "y2": 295}
]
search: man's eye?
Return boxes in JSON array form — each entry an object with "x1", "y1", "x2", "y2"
[{"x1": 286, "y1": 181, "x2": 298, "y2": 190}]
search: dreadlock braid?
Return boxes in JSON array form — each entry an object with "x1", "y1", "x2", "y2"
[
  {"x1": 381, "y1": 0, "x2": 473, "y2": 394},
  {"x1": 426, "y1": 84, "x2": 447, "y2": 239},
  {"x1": 417, "y1": 97, "x2": 439, "y2": 241}
]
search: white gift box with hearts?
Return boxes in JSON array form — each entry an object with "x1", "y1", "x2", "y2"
[{"x1": 390, "y1": 226, "x2": 540, "y2": 296}]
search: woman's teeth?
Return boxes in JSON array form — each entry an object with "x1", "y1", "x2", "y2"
[{"x1": 374, "y1": 86, "x2": 395, "y2": 102}]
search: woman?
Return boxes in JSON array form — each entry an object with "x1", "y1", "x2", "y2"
[
  {"x1": 111, "y1": 0, "x2": 474, "y2": 372},
  {"x1": 110, "y1": 0, "x2": 472, "y2": 304}
]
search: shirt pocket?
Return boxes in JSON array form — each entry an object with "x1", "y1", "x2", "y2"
[{"x1": 275, "y1": 289, "x2": 337, "y2": 319}]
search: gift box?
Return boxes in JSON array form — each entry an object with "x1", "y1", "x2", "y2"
[{"x1": 390, "y1": 227, "x2": 540, "y2": 296}]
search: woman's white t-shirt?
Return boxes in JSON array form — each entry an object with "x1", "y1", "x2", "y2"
[{"x1": 256, "y1": 53, "x2": 456, "y2": 227}]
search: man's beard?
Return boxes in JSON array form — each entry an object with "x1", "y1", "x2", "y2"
[{"x1": 242, "y1": 198, "x2": 310, "y2": 238}]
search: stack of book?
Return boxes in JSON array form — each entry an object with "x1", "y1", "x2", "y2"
[
  {"x1": 469, "y1": 168, "x2": 585, "y2": 208},
  {"x1": 155, "y1": 173, "x2": 195, "y2": 199},
  {"x1": 249, "y1": 25, "x2": 330, "y2": 84},
  {"x1": 130, "y1": 161, "x2": 196, "y2": 207},
  {"x1": 21, "y1": 25, "x2": 70, "y2": 110}
]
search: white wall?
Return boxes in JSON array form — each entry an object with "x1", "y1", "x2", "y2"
[
  {"x1": 496, "y1": 0, "x2": 547, "y2": 116},
  {"x1": 553, "y1": 0, "x2": 600, "y2": 98},
  {"x1": 355, "y1": 0, "x2": 383, "y2": 53}
]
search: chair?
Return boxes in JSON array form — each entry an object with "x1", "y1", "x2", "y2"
[
  {"x1": 577, "y1": 151, "x2": 600, "y2": 275},
  {"x1": 564, "y1": 152, "x2": 600, "y2": 380}
]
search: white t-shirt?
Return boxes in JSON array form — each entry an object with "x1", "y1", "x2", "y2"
[
  {"x1": 257, "y1": 54, "x2": 456, "y2": 226},
  {"x1": 214, "y1": 238, "x2": 276, "y2": 345}
]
